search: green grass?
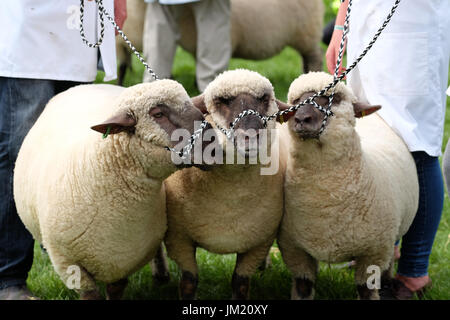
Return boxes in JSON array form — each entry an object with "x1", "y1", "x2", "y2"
[{"x1": 27, "y1": 1, "x2": 450, "y2": 300}]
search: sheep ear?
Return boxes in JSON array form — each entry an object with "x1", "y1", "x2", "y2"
[
  {"x1": 353, "y1": 102, "x2": 381, "y2": 118},
  {"x1": 91, "y1": 111, "x2": 136, "y2": 136},
  {"x1": 191, "y1": 94, "x2": 208, "y2": 114},
  {"x1": 275, "y1": 99, "x2": 295, "y2": 123}
]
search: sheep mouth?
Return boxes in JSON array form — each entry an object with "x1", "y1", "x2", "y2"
[
  {"x1": 296, "y1": 130, "x2": 320, "y2": 140},
  {"x1": 236, "y1": 146, "x2": 259, "y2": 159}
]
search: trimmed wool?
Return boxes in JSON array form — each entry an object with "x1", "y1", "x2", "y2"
[
  {"x1": 13, "y1": 80, "x2": 193, "y2": 294},
  {"x1": 278, "y1": 72, "x2": 419, "y2": 299},
  {"x1": 164, "y1": 69, "x2": 287, "y2": 285}
]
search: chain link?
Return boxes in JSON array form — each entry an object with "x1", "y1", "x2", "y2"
[
  {"x1": 79, "y1": 0, "x2": 158, "y2": 80},
  {"x1": 80, "y1": 0, "x2": 401, "y2": 160},
  {"x1": 79, "y1": 0, "x2": 105, "y2": 48}
]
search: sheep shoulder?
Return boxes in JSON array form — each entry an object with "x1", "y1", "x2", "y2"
[
  {"x1": 165, "y1": 157, "x2": 284, "y2": 254},
  {"x1": 282, "y1": 114, "x2": 418, "y2": 262}
]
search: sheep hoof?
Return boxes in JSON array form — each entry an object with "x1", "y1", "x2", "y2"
[
  {"x1": 357, "y1": 284, "x2": 379, "y2": 300},
  {"x1": 231, "y1": 273, "x2": 250, "y2": 300},
  {"x1": 106, "y1": 278, "x2": 128, "y2": 300},
  {"x1": 79, "y1": 289, "x2": 103, "y2": 300},
  {"x1": 152, "y1": 271, "x2": 171, "y2": 286},
  {"x1": 291, "y1": 278, "x2": 314, "y2": 300},
  {"x1": 179, "y1": 271, "x2": 198, "y2": 300}
]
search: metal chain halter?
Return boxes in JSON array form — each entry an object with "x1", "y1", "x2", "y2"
[
  {"x1": 80, "y1": 0, "x2": 401, "y2": 159},
  {"x1": 213, "y1": 0, "x2": 401, "y2": 139}
]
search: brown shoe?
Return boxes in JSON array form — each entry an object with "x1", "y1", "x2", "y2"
[
  {"x1": 0, "y1": 285, "x2": 40, "y2": 300},
  {"x1": 391, "y1": 278, "x2": 432, "y2": 300}
]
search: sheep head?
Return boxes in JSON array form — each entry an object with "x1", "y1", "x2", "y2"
[
  {"x1": 91, "y1": 80, "x2": 212, "y2": 177},
  {"x1": 192, "y1": 69, "x2": 284, "y2": 159},
  {"x1": 286, "y1": 72, "x2": 381, "y2": 141}
]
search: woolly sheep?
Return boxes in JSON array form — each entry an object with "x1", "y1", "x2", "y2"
[
  {"x1": 163, "y1": 69, "x2": 289, "y2": 299},
  {"x1": 116, "y1": 0, "x2": 324, "y2": 85},
  {"x1": 13, "y1": 80, "x2": 208, "y2": 299},
  {"x1": 277, "y1": 72, "x2": 419, "y2": 300}
]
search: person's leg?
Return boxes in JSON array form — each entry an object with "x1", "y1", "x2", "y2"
[
  {"x1": 142, "y1": 2, "x2": 179, "y2": 82},
  {"x1": 0, "y1": 77, "x2": 56, "y2": 295},
  {"x1": 0, "y1": 78, "x2": 84, "y2": 299},
  {"x1": 191, "y1": 0, "x2": 231, "y2": 92},
  {"x1": 396, "y1": 151, "x2": 444, "y2": 292}
]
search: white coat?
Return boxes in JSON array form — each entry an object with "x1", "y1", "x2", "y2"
[
  {"x1": 0, "y1": 0, "x2": 117, "y2": 82},
  {"x1": 346, "y1": 0, "x2": 450, "y2": 156}
]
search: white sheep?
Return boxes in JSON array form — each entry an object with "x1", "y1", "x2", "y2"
[
  {"x1": 13, "y1": 80, "x2": 207, "y2": 299},
  {"x1": 116, "y1": 0, "x2": 324, "y2": 85},
  {"x1": 277, "y1": 72, "x2": 419, "y2": 300},
  {"x1": 163, "y1": 69, "x2": 289, "y2": 299}
]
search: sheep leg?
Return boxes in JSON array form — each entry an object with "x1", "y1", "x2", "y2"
[
  {"x1": 75, "y1": 267, "x2": 103, "y2": 300},
  {"x1": 117, "y1": 63, "x2": 127, "y2": 87},
  {"x1": 180, "y1": 270, "x2": 199, "y2": 300},
  {"x1": 232, "y1": 242, "x2": 273, "y2": 300},
  {"x1": 47, "y1": 249, "x2": 102, "y2": 300},
  {"x1": 106, "y1": 278, "x2": 128, "y2": 300},
  {"x1": 151, "y1": 243, "x2": 170, "y2": 285},
  {"x1": 278, "y1": 243, "x2": 318, "y2": 300},
  {"x1": 166, "y1": 238, "x2": 198, "y2": 300},
  {"x1": 117, "y1": 47, "x2": 131, "y2": 86},
  {"x1": 354, "y1": 250, "x2": 392, "y2": 300},
  {"x1": 381, "y1": 254, "x2": 395, "y2": 287},
  {"x1": 301, "y1": 46, "x2": 323, "y2": 73}
]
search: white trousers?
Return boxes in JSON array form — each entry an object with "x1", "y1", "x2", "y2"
[{"x1": 143, "y1": 0, "x2": 231, "y2": 92}]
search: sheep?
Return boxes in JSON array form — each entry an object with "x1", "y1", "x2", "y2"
[
  {"x1": 163, "y1": 69, "x2": 289, "y2": 299},
  {"x1": 13, "y1": 80, "x2": 209, "y2": 300},
  {"x1": 116, "y1": 0, "x2": 324, "y2": 85},
  {"x1": 276, "y1": 72, "x2": 419, "y2": 300}
]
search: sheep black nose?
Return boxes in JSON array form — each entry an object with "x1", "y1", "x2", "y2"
[
  {"x1": 293, "y1": 105, "x2": 324, "y2": 138},
  {"x1": 295, "y1": 114, "x2": 313, "y2": 124}
]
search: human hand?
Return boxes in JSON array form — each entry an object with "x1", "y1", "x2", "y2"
[
  {"x1": 325, "y1": 28, "x2": 346, "y2": 77},
  {"x1": 114, "y1": 0, "x2": 127, "y2": 35}
]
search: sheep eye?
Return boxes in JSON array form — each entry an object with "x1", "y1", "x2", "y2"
[
  {"x1": 258, "y1": 94, "x2": 269, "y2": 102},
  {"x1": 153, "y1": 112, "x2": 164, "y2": 119},
  {"x1": 217, "y1": 97, "x2": 232, "y2": 105}
]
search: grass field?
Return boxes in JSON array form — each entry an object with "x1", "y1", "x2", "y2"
[{"x1": 26, "y1": 4, "x2": 450, "y2": 300}]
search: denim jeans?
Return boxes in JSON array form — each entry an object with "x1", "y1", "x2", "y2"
[
  {"x1": 0, "y1": 77, "x2": 83, "y2": 289},
  {"x1": 397, "y1": 151, "x2": 444, "y2": 278}
]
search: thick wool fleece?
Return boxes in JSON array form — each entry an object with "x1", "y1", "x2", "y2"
[
  {"x1": 119, "y1": 0, "x2": 323, "y2": 73},
  {"x1": 278, "y1": 72, "x2": 419, "y2": 293},
  {"x1": 13, "y1": 81, "x2": 190, "y2": 292},
  {"x1": 164, "y1": 70, "x2": 287, "y2": 278},
  {"x1": 203, "y1": 69, "x2": 279, "y2": 130}
]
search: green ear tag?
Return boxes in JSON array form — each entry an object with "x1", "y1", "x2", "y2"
[{"x1": 102, "y1": 125, "x2": 111, "y2": 139}]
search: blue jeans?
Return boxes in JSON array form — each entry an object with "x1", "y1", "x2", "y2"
[
  {"x1": 0, "y1": 77, "x2": 84, "y2": 289},
  {"x1": 397, "y1": 151, "x2": 444, "y2": 278}
]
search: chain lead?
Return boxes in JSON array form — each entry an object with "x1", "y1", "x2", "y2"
[{"x1": 79, "y1": 0, "x2": 401, "y2": 159}]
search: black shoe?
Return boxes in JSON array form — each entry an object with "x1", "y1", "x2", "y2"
[{"x1": 0, "y1": 285, "x2": 40, "y2": 300}]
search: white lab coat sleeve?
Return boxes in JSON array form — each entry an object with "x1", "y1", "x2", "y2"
[
  {"x1": 0, "y1": 0, "x2": 117, "y2": 82},
  {"x1": 100, "y1": 0, "x2": 117, "y2": 81}
]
